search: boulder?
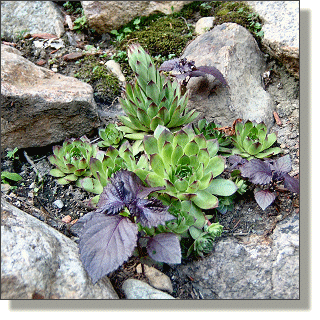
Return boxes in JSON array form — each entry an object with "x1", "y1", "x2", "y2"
[
  {"x1": 246, "y1": 1, "x2": 299, "y2": 78},
  {"x1": 1, "y1": 1, "x2": 65, "y2": 40},
  {"x1": 182, "y1": 23, "x2": 274, "y2": 128},
  {"x1": 177, "y1": 212, "x2": 299, "y2": 299},
  {"x1": 81, "y1": 1, "x2": 192, "y2": 34},
  {"x1": 1, "y1": 44, "x2": 100, "y2": 150},
  {"x1": 1, "y1": 199, "x2": 119, "y2": 299}
]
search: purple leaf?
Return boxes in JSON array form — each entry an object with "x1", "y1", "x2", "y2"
[
  {"x1": 271, "y1": 155, "x2": 292, "y2": 174},
  {"x1": 254, "y1": 189, "x2": 276, "y2": 210},
  {"x1": 195, "y1": 66, "x2": 228, "y2": 87},
  {"x1": 129, "y1": 198, "x2": 175, "y2": 228},
  {"x1": 283, "y1": 173, "x2": 300, "y2": 193},
  {"x1": 227, "y1": 155, "x2": 248, "y2": 171},
  {"x1": 70, "y1": 210, "x2": 96, "y2": 236},
  {"x1": 158, "y1": 58, "x2": 180, "y2": 72},
  {"x1": 240, "y1": 159, "x2": 273, "y2": 185},
  {"x1": 95, "y1": 170, "x2": 165, "y2": 215},
  {"x1": 147, "y1": 233, "x2": 181, "y2": 264},
  {"x1": 79, "y1": 214, "x2": 138, "y2": 283}
]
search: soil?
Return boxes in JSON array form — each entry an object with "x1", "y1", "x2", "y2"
[{"x1": 1, "y1": 2, "x2": 299, "y2": 300}]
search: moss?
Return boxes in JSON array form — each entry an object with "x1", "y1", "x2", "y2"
[
  {"x1": 212, "y1": 2, "x2": 263, "y2": 37},
  {"x1": 74, "y1": 55, "x2": 120, "y2": 104},
  {"x1": 120, "y1": 16, "x2": 194, "y2": 58}
]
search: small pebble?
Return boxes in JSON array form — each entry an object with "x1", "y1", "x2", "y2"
[
  {"x1": 53, "y1": 199, "x2": 64, "y2": 209},
  {"x1": 61, "y1": 215, "x2": 72, "y2": 223}
]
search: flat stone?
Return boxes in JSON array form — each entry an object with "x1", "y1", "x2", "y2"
[
  {"x1": 247, "y1": 1, "x2": 299, "y2": 78},
  {"x1": 177, "y1": 212, "x2": 299, "y2": 299},
  {"x1": 1, "y1": 199, "x2": 119, "y2": 299},
  {"x1": 81, "y1": 1, "x2": 192, "y2": 34},
  {"x1": 122, "y1": 279, "x2": 175, "y2": 299},
  {"x1": 1, "y1": 44, "x2": 100, "y2": 149},
  {"x1": 1, "y1": 1, "x2": 65, "y2": 40}
]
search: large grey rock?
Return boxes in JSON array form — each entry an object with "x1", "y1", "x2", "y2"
[
  {"x1": 177, "y1": 212, "x2": 299, "y2": 299},
  {"x1": 81, "y1": 1, "x2": 192, "y2": 34},
  {"x1": 1, "y1": 199, "x2": 119, "y2": 299},
  {"x1": 182, "y1": 23, "x2": 274, "y2": 128},
  {"x1": 247, "y1": 1, "x2": 299, "y2": 78},
  {"x1": 1, "y1": 1, "x2": 65, "y2": 40},
  {"x1": 122, "y1": 279, "x2": 175, "y2": 299},
  {"x1": 1, "y1": 44, "x2": 100, "y2": 149}
]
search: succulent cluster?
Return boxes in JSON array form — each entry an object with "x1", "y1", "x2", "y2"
[
  {"x1": 48, "y1": 136, "x2": 102, "y2": 185},
  {"x1": 118, "y1": 43, "x2": 199, "y2": 135},
  {"x1": 194, "y1": 118, "x2": 232, "y2": 154},
  {"x1": 231, "y1": 120, "x2": 282, "y2": 159},
  {"x1": 137, "y1": 124, "x2": 238, "y2": 210},
  {"x1": 97, "y1": 123, "x2": 124, "y2": 148}
]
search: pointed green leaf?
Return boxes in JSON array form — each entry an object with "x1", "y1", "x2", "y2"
[
  {"x1": 146, "y1": 172, "x2": 166, "y2": 188},
  {"x1": 49, "y1": 168, "x2": 65, "y2": 178},
  {"x1": 204, "y1": 156, "x2": 225, "y2": 178},
  {"x1": 143, "y1": 135, "x2": 159, "y2": 155},
  {"x1": 206, "y1": 139, "x2": 219, "y2": 157},
  {"x1": 150, "y1": 153, "x2": 165, "y2": 177}
]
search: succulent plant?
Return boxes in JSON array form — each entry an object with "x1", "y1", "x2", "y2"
[
  {"x1": 48, "y1": 136, "x2": 103, "y2": 185},
  {"x1": 118, "y1": 43, "x2": 199, "y2": 134},
  {"x1": 230, "y1": 120, "x2": 282, "y2": 160},
  {"x1": 135, "y1": 124, "x2": 238, "y2": 223},
  {"x1": 194, "y1": 118, "x2": 232, "y2": 154},
  {"x1": 97, "y1": 123, "x2": 124, "y2": 148},
  {"x1": 187, "y1": 222, "x2": 223, "y2": 257}
]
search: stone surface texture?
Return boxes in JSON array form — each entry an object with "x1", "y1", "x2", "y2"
[
  {"x1": 122, "y1": 279, "x2": 175, "y2": 299},
  {"x1": 182, "y1": 23, "x2": 274, "y2": 128},
  {"x1": 137, "y1": 264, "x2": 173, "y2": 293},
  {"x1": 247, "y1": 1, "x2": 299, "y2": 78},
  {"x1": 177, "y1": 212, "x2": 299, "y2": 299},
  {"x1": 1, "y1": 44, "x2": 100, "y2": 149},
  {"x1": 1, "y1": 199, "x2": 119, "y2": 299},
  {"x1": 1, "y1": 1, "x2": 65, "y2": 39},
  {"x1": 195, "y1": 17, "x2": 215, "y2": 35},
  {"x1": 81, "y1": 1, "x2": 192, "y2": 33}
]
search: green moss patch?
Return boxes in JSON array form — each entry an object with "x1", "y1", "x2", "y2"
[{"x1": 74, "y1": 55, "x2": 120, "y2": 104}]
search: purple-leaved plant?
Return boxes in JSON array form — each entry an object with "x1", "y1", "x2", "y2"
[
  {"x1": 228, "y1": 154, "x2": 299, "y2": 210},
  {"x1": 72, "y1": 170, "x2": 181, "y2": 283},
  {"x1": 159, "y1": 57, "x2": 228, "y2": 88}
]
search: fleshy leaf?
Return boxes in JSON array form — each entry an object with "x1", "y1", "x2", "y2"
[
  {"x1": 79, "y1": 214, "x2": 138, "y2": 283},
  {"x1": 193, "y1": 189, "x2": 219, "y2": 209},
  {"x1": 206, "y1": 179, "x2": 238, "y2": 196},
  {"x1": 254, "y1": 189, "x2": 276, "y2": 210},
  {"x1": 146, "y1": 233, "x2": 181, "y2": 264}
]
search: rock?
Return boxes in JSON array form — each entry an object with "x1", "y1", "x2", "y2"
[
  {"x1": 1, "y1": 44, "x2": 100, "y2": 149},
  {"x1": 195, "y1": 17, "x2": 215, "y2": 35},
  {"x1": 105, "y1": 60, "x2": 126, "y2": 82},
  {"x1": 177, "y1": 212, "x2": 299, "y2": 299},
  {"x1": 136, "y1": 264, "x2": 173, "y2": 293},
  {"x1": 53, "y1": 199, "x2": 64, "y2": 209},
  {"x1": 1, "y1": 1, "x2": 65, "y2": 40},
  {"x1": 182, "y1": 23, "x2": 274, "y2": 128},
  {"x1": 246, "y1": 1, "x2": 299, "y2": 78},
  {"x1": 1, "y1": 199, "x2": 119, "y2": 299},
  {"x1": 81, "y1": 1, "x2": 192, "y2": 34},
  {"x1": 122, "y1": 279, "x2": 175, "y2": 299}
]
